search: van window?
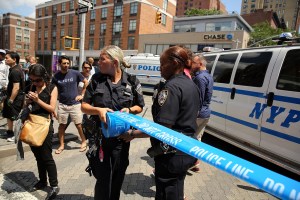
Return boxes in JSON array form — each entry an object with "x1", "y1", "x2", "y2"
[
  {"x1": 233, "y1": 52, "x2": 272, "y2": 87},
  {"x1": 204, "y1": 55, "x2": 216, "y2": 73},
  {"x1": 213, "y1": 54, "x2": 238, "y2": 83},
  {"x1": 277, "y1": 49, "x2": 300, "y2": 92}
]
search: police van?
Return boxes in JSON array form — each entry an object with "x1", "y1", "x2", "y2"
[
  {"x1": 203, "y1": 45, "x2": 300, "y2": 175},
  {"x1": 124, "y1": 53, "x2": 162, "y2": 93}
]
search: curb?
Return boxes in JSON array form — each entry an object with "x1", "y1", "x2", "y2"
[{"x1": 0, "y1": 133, "x2": 78, "y2": 158}]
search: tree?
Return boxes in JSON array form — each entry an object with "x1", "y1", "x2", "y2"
[
  {"x1": 248, "y1": 22, "x2": 293, "y2": 47},
  {"x1": 184, "y1": 8, "x2": 222, "y2": 16}
]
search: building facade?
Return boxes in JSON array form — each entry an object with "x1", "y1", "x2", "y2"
[
  {"x1": 0, "y1": 13, "x2": 35, "y2": 60},
  {"x1": 176, "y1": 0, "x2": 227, "y2": 16},
  {"x1": 138, "y1": 14, "x2": 252, "y2": 54},
  {"x1": 241, "y1": 0, "x2": 300, "y2": 31},
  {"x1": 242, "y1": 9, "x2": 281, "y2": 29},
  {"x1": 35, "y1": 0, "x2": 175, "y2": 67}
]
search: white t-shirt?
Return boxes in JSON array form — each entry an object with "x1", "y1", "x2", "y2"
[{"x1": 0, "y1": 60, "x2": 9, "y2": 89}]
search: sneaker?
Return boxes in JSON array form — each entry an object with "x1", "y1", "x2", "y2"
[
  {"x1": 150, "y1": 169, "x2": 155, "y2": 178},
  {"x1": 0, "y1": 130, "x2": 13, "y2": 139},
  {"x1": 7, "y1": 136, "x2": 15, "y2": 142},
  {"x1": 190, "y1": 166, "x2": 200, "y2": 173},
  {"x1": 45, "y1": 186, "x2": 60, "y2": 200}
]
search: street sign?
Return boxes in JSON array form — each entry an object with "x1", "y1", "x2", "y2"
[
  {"x1": 78, "y1": 0, "x2": 93, "y2": 9},
  {"x1": 76, "y1": 6, "x2": 89, "y2": 15}
]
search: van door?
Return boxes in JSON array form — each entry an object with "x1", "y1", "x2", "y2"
[
  {"x1": 209, "y1": 53, "x2": 238, "y2": 133},
  {"x1": 226, "y1": 50, "x2": 277, "y2": 146},
  {"x1": 260, "y1": 47, "x2": 300, "y2": 165}
]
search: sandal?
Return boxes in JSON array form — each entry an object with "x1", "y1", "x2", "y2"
[
  {"x1": 55, "y1": 148, "x2": 64, "y2": 154},
  {"x1": 79, "y1": 145, "x2": 87, "y2": 152}
]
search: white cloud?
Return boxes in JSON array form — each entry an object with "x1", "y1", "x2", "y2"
[{"x1": 2, "y1": 0, "x2": 48, "y2": 11}]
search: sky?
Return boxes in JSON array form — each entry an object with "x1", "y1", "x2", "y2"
[{"x1": 0, "y1": 0, "x2": 242, "y2": 18}]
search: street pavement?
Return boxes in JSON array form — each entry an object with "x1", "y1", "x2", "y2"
[{"x1": 0, "y1": 95, "x2": 278, "y2": 200}]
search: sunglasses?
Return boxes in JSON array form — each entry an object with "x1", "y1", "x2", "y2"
[
  {"x1": 83, "y1": 66, "x2": 92, "y2": 70},
  {"x1": 30, "y1": 78, "x2": 43, "y2": 83}
]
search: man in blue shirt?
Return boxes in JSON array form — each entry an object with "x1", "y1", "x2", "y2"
[
  {"x1": 52, "y1": 55, "x2": 88, "y2": 154},
  {"x1": 190, "y1": 54, "x2": 214, "y2": 172}
]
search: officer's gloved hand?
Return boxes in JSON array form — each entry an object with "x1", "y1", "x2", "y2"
[{"x1": 118, "y1": 129, "x2": 134, "y2": 143}]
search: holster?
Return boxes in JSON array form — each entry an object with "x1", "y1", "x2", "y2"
[{"x1": 147, "y1": 143, "x2": 176, "y2": 158}]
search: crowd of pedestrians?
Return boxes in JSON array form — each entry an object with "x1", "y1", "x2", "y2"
[{"x1": 0, "y1": 45, "x2": 213, "y2": 200}]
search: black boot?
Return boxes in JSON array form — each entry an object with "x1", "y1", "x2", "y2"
[
  {"x1": 30, "y1": 181, "x2": 47, "y2": 192},
  {"x1": 45, "y1": 186, "x2": 59, "y2": 200}
]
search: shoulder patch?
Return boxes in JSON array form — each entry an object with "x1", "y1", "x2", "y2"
[
  {"x1": 136, "y1": 83, "x2": 143, "y2": 95},
  {"x1": 158, "y1": 90, "x2": 168, "y2": 106}
]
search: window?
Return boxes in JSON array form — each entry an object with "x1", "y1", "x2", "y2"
[
  {"x1": 163, "y1": 0, "x2": 168, "y2": 11},
  {"x1": 112, "y1": 37, "x2": 120, "y2": 46},
  {"x1": 52, "y1": 18, "x2": 57, "y2": 26},
  {"x1": 53, "y1": 5, "x2": 57, "y2": 13},
  {"x1": 70, "y1": 0, "x2": 74, "y2": 10},
  {"x1": 45, "y1": 18, "x2": 48, "y2": 28},
  {"x1": 45, "y1": 30, "x2": 48, "y2": 38},
  {"x1": 44, "y1": 41, "x2": 48, "y2": 50},
  {"x1": 129, "y1": 20, "x2": 136, "y2": 32},
  {"x1": 16, "y1": 35, "x2": 22, "y2": 42},
  {"x1": 17, "y1": 20, "x2": 21, "y2": 26},
  {"x1": 69, "y1": 14, "x2": 74, "y2": 24},
  {"x1": 90, "y1": 10, "x2": 96, "y2": 20},
  {"x1": 127, "y1": 36, "x2": 135, "y2": 50},
  {"x1": 174, "y1": 24, "x2": 196, "y2": 32},
  {"x1": 62, "y1": 2, "x2": 66, "y2": 12},
  {"x1": 45, "y1": 7, "x2": 48, "y2": 15},
  {"x1": 90, "y1": 24, "x2": 95, "y2": 35},
  {"x1": 16, "y1": 44, "x2": 22, "y2": 49},
  {"x1": 100, "y1": 23, "x2": 106, "y2": 35},
  {"x1": 16, "y1": 28, "x2": 22, "y2": 35},
  {"x1": 204, "y1": 55, "x2": 217, "y2": 73},
  {"x1": 102, "y1": 0, "x2": 108, "y2": 4},
  {"x1": 101, "y1": 8, "x2": 108, "y2": 19},
  {"x1": 61, "y1": 16, "x2": 65, "y2": 24},
  {"x1": 25, "y1": 21, "x2": 29, "y2": 27},
  {"x1": 113, "y1": 22, "x2": 122, "y2": 35},
  {"x1": 114, "y1": 5, "x2": 123, "y2": 18},
  {"x1": 68, "y1": 27, "x2": 73, "y2": 36},
  {"x1": 38, "y1": 42, "x2": 41, "y2": 50},
  {"x1": 24, "y1": 44, "x2": 30, "y2": 50},
  {"x1": 206, "y1": 22, "x2": 232, "y2": 31},
  {"x1": 130, "y1": 2, "x2": 138, "y2": 15},
  {"x1": 52, "y1": 29, "x2": 56, "y2": 37},
  {"x1": 277, "y1": 49, "x2": 300, "y2": 92},
  {"x1": 213, "y1": 54, "x2": 238, "y2": 83},
  {"x1": 89, "y1": 38, "x2": 94, "y2": 50},
  {"x1": 38, "y1": 9, "x2": 42, "y2": 17},
  {"x1": 24, "y1": 29, "x2": 30, "y2": 35},
  {"x1": 234, "y1": 52, "x2": 272, "y2": 87},
  {"x1": 162, "y1": 14, "x2": 167, "y2": 25},
  {"x1": 38, "y1": 30, "x2": 41, "y2": 39},
  {"x1": 61, "y1": 28, "x2": 65, "y2": 36},
  {"x1": 99, "y1": 37, "x2": 105, "y2": 49},
  {"x1": 244, "y1": 0, "x2": 248, "y2": 2},
  {"x1": 52, "y1": 41, "x2": 56, "y2": 50}
]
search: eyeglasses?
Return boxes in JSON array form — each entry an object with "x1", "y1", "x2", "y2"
[
  {"x1": 83, "y1": 67, "x2": 92, "y2": 70},
  {"x1": 30, "y1": 78, "x2": 43, "y2": 83}
]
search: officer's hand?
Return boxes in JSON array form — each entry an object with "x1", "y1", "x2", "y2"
[
  {"x1": 118, "y1": 131, "x2": 134, "y2": 143},
  {"x1": 97, "y1": 107, "x2": 114, "y2": 123},
  {"x1": 120, "y1": 108, "x2": 130, "y2": 113}
]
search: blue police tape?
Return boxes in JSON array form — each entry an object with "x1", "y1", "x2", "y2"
[{"x1": 105, "y1": 112, "x2": 300, "y2": 200}]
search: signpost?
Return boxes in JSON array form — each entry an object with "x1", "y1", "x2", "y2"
[{"x1": 75, "y1": 6, "x2": 89, "y2": 15}]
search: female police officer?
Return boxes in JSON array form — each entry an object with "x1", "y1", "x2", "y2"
[
  {"x1": 120, "y1": 46, "x2": 200, "y2": 200},
  {"x1": 81, "y1": 45, "x2": 145, "y2": 200}
]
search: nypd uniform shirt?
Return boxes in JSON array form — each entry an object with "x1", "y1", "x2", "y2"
[{"x1": 152, "y1": 73, "x2": 200, "y2": 135}]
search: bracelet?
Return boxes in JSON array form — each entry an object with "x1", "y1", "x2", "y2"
[{"x1": 128, "y1": 107, "x2": 132, "y2": 113}]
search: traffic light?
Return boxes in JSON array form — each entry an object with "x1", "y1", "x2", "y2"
[
  {"x1": 155, "y1": 12, "x2": 162, "y2": 24},
  {"x1": 62, "y1": 36, "x2": 80, "y2": 50}
]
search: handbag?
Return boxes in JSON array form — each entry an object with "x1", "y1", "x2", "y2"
[{"x1": 20, "y1": 114, "x2": 51, "y2": 146}]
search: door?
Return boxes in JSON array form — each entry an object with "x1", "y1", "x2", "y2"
[{"x1": 260, "y1": 47, "x2": 300, "y2": 165}]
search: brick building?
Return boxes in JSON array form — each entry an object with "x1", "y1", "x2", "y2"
[
  {"x1": 176, "y1": 0, "x2": 227, "y2": 16},
  {"x1": 0, "y1": 13, "x2": 35, "y2": 60},
  {"x1": 241, "y1": 0, "x2": 300, "y2": 31},
  {"x1": 35, "y1": 0, "x2": 176, "y2": 67},
  {"x1": 241, "y1": 9, "x2": 282, "y2": 29}
]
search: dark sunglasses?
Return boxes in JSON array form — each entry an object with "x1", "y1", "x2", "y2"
[
  {"x1": 83, "y1": 66, "x2": 92, "y2": 70},
  {"x1": 30, "y1": 78, "x2": 43, "y2": 83}
]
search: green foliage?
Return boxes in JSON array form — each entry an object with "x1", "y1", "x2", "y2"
[
  {"x1": 249, "y1": 22, "x2": 292, "y2": 47},
  {"x1": 184, "y1": 8, "x2": 222, "y2": 16}
]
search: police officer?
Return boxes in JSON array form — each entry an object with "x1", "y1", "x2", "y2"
[
  {"x1": 121, "y1": 46, "x2": 200, "y2": 200},
  {"x1": 81, "y1": 45, "x2": 145, "y2": 200}
]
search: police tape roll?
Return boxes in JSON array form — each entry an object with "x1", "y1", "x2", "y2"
[
  {"x1": 110, "y1": 111, "x2": 299, "y2": 200},
  {"x1": 101, "y1": 112, "x2": 131, "y2": 138}
]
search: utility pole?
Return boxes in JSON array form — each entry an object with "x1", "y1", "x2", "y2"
[{"x1": 79, "y1": 13, "x2": 86, "y2": 72}]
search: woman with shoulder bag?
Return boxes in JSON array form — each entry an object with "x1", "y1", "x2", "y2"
[
  {"x1": 81, "y1": 45, "x2": 145, "y2": 200},
  {"x1": 26, "y1": 64, "x2": 59, "y2": 200}
]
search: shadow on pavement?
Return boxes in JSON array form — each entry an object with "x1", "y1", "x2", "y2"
[
  {"x1": 122, "y1": 172, "x2": 155, "y2": 198},
  {"x1": 4, "y1": 171, "x2": 38, "y2": 190},
  {"x1": 237, "y1": 184, "x2": 265, "y2": 193},
  {"x1": 55, "y1": 194, "x2": 93, "y2": 200},
  {"x1": 140, "y1": 156, "x2": 155, "y2": 168}
]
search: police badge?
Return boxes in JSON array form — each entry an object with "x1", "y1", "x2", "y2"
[{"x1": 158, "y1": 90, "x2": 168, "y2": 106}]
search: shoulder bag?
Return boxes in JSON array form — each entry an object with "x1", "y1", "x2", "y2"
[{"x1": 20, "y1": 114, "x2": 50, "y2": 146}]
